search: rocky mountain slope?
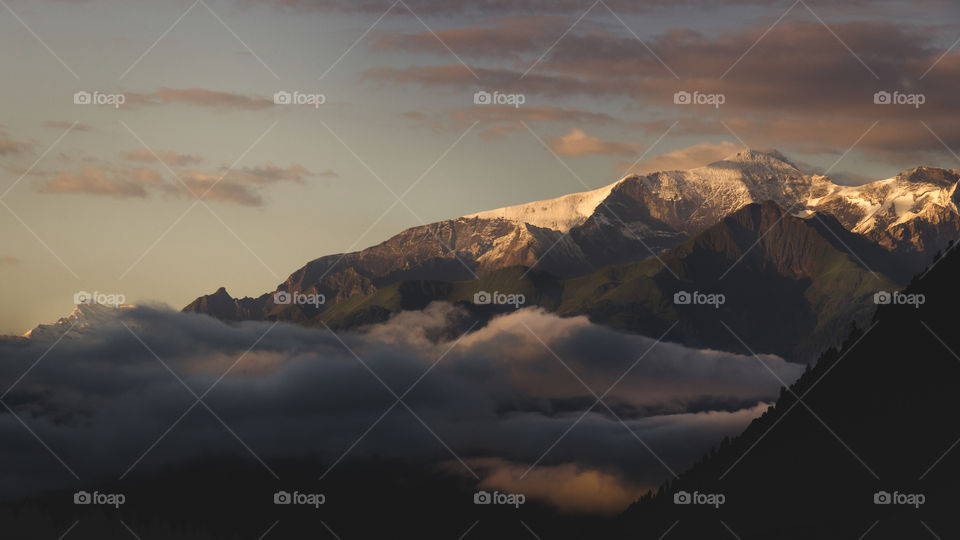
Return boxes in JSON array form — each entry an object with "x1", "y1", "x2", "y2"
[
  {"x1": 184, "y1": 151, "x2": 959, "y2": 330},
  {"x1": 287, "y1": 202, "x2": 907, "y2": 362}
]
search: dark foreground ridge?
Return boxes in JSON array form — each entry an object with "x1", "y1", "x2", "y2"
[{"x1": 615, "y1": 241, "x2": 960, "y2": 539}]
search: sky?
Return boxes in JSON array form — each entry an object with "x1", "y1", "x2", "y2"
[{"x1": 1, "y1": 0, "x2": 959, "y2": 333}]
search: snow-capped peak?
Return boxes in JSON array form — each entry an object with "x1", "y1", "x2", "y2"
[
  {"x1": 465, "y1": 177, "x2": 626, "y2": 233},
  {"x1": 453, "y1": 149, "x2": 960, "y2": 272},
  {"x1": 807, "y1": 167, "x2": 960, "y2": 237},
  {"x1": 23, "y1": 302, "x2": 134, "y2": 341},
  {"x1": 463, "y1": 150, "x2": 812, "y2": 235}
]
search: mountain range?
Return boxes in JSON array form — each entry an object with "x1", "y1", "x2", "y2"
[
  {"x1": 9, "y1": 150, "x2": 960, "y2": 539},
  {"x1": 183, "y1": 150, "x2": 959, "y2": 361}
]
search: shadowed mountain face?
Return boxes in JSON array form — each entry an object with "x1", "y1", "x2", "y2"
[
  {"x1": 563, "y1": 201, "x2": 908, "y2": 361},
  {"x1": 615, "y1": 242, "x2": 960, "y2": 539},
  {"x1": 190, "y1": 202, "x2": 904, "y2": 363}
]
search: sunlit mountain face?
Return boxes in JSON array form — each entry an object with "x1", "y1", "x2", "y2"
[{"x1": 1, "y1": 0, "x2": 959, "y2": 538}]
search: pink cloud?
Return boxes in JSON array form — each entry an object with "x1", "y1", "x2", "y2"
[{"x1": 548, "y1": 128, "x2": 639, "y2": 157}]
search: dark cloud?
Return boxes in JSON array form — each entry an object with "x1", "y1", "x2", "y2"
[
  {"x1": 0, "y1": 303, "x2": 799, "y2": 512},
  {"x1": 225, "y1": 163, "x2": 316, "y2": 184},
  {"x1": 450, "y1": 105, "x2": 618, "y2": 126},
  {"x1": 250, "y1": 0, "x2": 910, "y2": 16},
  {"x1": 371, "y1": 15, "x2": 570, "y2": 60},
  {"x1": 364, "y1": 19, "x2": 960, "y2": 162}
]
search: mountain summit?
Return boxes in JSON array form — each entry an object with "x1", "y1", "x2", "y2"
[{"x1": 23, "y1": 302, "x2": 133, "y2": 341}]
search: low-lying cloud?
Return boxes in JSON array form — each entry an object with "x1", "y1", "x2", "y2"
[{"x1": 0, "y1": 302, "x2": 801, "y2": 512}]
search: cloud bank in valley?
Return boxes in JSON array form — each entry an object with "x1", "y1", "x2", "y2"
[{"x1": 0, "y1": 303, "x2": 801, "y2": 512}]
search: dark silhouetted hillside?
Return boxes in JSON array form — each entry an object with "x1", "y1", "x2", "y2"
[{"x1": 617, "y1": 241, "x2": 960, "y2": 539}]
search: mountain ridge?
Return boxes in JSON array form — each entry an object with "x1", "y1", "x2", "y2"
[
  {"x1": 209, "y1": 202, "x2": 902, "y2": 362},
  {"x1": 184, "y1": 151, "x2": 957, "y2": 340}
]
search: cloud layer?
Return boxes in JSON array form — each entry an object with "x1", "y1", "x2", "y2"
[
  {"x1": 367, "y1": 18, "x2": 960, "y2": 161},
  {"x1": 0, "y1": 303, "x2": 801, "y2": 512}
]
